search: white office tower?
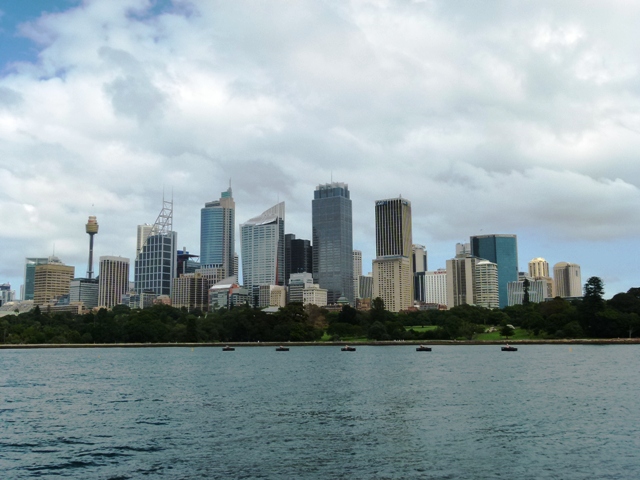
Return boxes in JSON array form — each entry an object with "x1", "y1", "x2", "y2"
[
  {"x1": 136, "y1": 224, "x2": 156, "y2": 255},
  {"x1": 412, "y1": 245, "x2": 427, "y2": 273},
  {"x1": 455, "y1": 242, "x2": 471, "y2": 256},
  {"x1": 423, "y1": 269, "x2": 448, "y2": 306},
  {"x1": 98, "y1": 256, "x2": 130, "y2": 308},
  {"x1": 553, "y1": 262, "x2": 582, "y2": 298},
  {"x1": 241, "y1": 202, "x2": 285, "y2": 305},
  {"x1": 474, "y1": 260, "x2": 499, "y2": 309},
  {"x1": 507, "y1": 277, "x2": 549, "y2": 306},
  {"x1": 446, "y1": 256, "x2": 479, "y2": 309},
  {"x1": 288, "y1": 272, "x2": 328, "y2": 307}
]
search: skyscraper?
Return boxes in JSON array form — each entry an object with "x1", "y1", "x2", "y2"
[
  {"x1": 134, "y1": 198, "x2": 177, "y2": 296},
  {"x1": 312, "y1": 182, "x2": 353, "y2": 305},
  {"x1": 33, "y1": 258, "x2": 75, "y2": 306},
  {"x1": 23, "y1": 257, "x2": 50, "y2": 301},
  {"x1": 98, "y1": 256, "x2": 130, "y2": 308},
  {"x1": 553, "y1": 262, "x2": 582, "y2": 298},
  {"x1": 474, "y1": 260, "x2": 499, "y2": 309},
  {"x1": 200, "y1": 186, "x2": 235, "y2": 278},
  {"x1": 373, "y1": 197, "x2": 413, "y2": 312},
  {"x1": 529, "y1": 257, "x2": 549, "y2": 278},
  {"x1": 470, "y1": 234, "x2": 518, "y2": 309},
  {"x1": 285, "y1": 234, "x2": 312, "y2": 284},
  {"x1": 353, "y1": 250, "x2": 362, "y2": 300},
  {"x1": 240, "y1": 202, "x2": 285, "y2": 304}
]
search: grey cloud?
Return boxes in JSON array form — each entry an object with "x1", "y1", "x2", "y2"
[{"x1": 104, "y1": 74, "x2": 166, "y2": 122}]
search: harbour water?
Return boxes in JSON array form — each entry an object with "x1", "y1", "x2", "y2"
[{"x1": 2, "y1": 345, "x2": 639, "y2": 479}]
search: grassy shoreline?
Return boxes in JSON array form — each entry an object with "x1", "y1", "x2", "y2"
[{"x1": 1, "y1": 338, "x2": 639, "y2": 349}]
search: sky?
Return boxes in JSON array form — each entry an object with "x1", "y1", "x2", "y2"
[{"x1": 1, "y1": 0, "x2": 639, "y2": 299}]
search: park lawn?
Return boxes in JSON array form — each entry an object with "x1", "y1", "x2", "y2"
[
  {"x1": 475, "y1": 328, "x2": 535, "y2": 341},
  {"x1": 405, "y1": 325, "x2": 438, "y2": 332}
]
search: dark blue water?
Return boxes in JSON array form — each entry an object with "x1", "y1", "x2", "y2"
[{"x1": 1, "y1": 345, "x2": 639, "y2": 479}]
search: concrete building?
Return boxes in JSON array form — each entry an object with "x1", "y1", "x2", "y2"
[
  {"x1": 470, "y1": 234, "x2": 518, "y2": 309},
  {"x1": 288, "y1": 272, "x2": 327, "y2": 306},
  {"x1": 258, "y1": 284, "x2": 286, "y2": 308},
  {"x1": 33, "y1": 260, "x2": 75, "y2": 306},
  {"x1": 172, "y1": 272, "x2": 209, "y2": 311},
  {"x1": 372, "y1": 197, "x2": 413, "y2": 312},
  {"x1": 474, "y1": 260, "x2": 499, "y2": 309},
  {"x1": 446, "y1": 255, "x2": 479, "y2": 309},
  {"x1": 209, "y1": 277, "x2": 249, "y2": 310},
  {"x1": 373, "y1": 256, "x2": 413, "y2": 313},
  {"x1": 312, "y1": 182, "x2": 353, "y2": 305},
  {"x1": 98, "y1": 256, "x2": 130, "y2": 308},
  {"x1": 529, "y1": 257, "x2": 550, "y2": 278},
  {"x1": 240, "y1": 202, "x2": 285, "y2": 305},
  {"x1": 136, "y1": 224, "x2": 155, "y2": 255},
  {"x1": 134, "y1": 198, "x2": 177, "y2": 296},
  {"x1": 0, "y1": 283, "x2": 16, "y2": 307},
  {"x1": 554, "y1": 262, "x2": 582, "y2": 298},
  {"x1": 358, "y1": 275, "x2": 373, "y2": 300},
  {"x1": 423, "y1": 269, "x2": 447, "y2": 306},
  {"x1": 200, "y1": 186, "x2": 235, "y2": 278},
  {"x1": 353, "y1": 250, "x2": 362, "y2": 300},
  {"x1": 302, "y1": 284, "x2": 328, "y2": 307}
]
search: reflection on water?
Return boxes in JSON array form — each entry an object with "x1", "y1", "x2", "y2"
[{"x1": 1, "y1": 345, "x2": 639, "y2": 479}]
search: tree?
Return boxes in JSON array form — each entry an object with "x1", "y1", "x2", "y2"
[
  {"x1": 500, "y1": 324, "x2": 515, "y2": 339},
  {"x1": 584, "y1": 277, "x2": 605, "y2": 310},
  {"x1": 522, "y1": 278, "x2": 531, "y2": 306}
]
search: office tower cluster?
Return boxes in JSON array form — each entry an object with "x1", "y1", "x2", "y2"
[{"x1": 11, "y1": 179, "x2": 587, "y2": 316}]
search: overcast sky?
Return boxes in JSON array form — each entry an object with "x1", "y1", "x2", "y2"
[{"x1": 1, "y1": 0, "x2": 639, "y2": 299}]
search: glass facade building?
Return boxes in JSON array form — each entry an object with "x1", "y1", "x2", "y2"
[
  {"x1": 312, "y1": 182, "x2": 353, "y2": 305},
  {"x1": 470, "y1": 234, "x2": 518, "y2": 309},
  {"x1": 23, "y1": 257, "x2": 50, "y2": 301},
  {"x1": 134, "y1": 232, "x2": 177, "y2": 296},
  {"x1": 240, "y1": 202, "x2": 285, "y2": 304},
  {"x1": 200, "y1": 187, "x2": 235, "y2": 278}
]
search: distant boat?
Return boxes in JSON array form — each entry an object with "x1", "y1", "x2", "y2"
[
  {"x1": 501, "y1": 345, "x2": 518, "y2": 352},
  {"x1": 341, "y1": 345, "x2": 356, "y2": 352},
  {"x1": 416, "y1": 345, "x2": 432, "y2": 352},
  {"x1": 222, "y1": 345, "x2": 235, "y2": 351},
  {"x1": 275, "y1": 346, "x2": 289, "y2": 352}
]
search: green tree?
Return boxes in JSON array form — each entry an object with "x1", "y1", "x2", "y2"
[{"x1": 500, "y1": 324, "x2": 515, "y2": 339}]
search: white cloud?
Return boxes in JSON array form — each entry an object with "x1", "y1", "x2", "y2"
[{"x1": 1, "y1": 0, "x2": 639, "y2": 297}]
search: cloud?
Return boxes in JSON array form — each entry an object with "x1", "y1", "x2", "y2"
[{"x1": 0, "y1": 0, "x2": 639, "y2": 297}]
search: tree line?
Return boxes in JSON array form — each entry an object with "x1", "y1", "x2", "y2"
[{"x1": 1, "y1": 277, "x2": 639, "y2": 344}]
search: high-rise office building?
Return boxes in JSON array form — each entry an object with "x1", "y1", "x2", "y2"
[
  {"x1": 474, "y1": 260, "x2": 499, "y2": 309},
  {"x1": 446, "y1": 255, "x2": 479, "y2": 309},
  {"x1": 353, "y1": 250, "x2": 362, "y2": 300},
  {"x1": 285, "y1": 234, "x2": 312, "y2": 284},
  {"x1": 470, "y1": 234, "x2": 518, "y2": 309},
  {"x1": 33, "y1": 259, "x2": 75, "y2": 306},
  {"x1": 412, "y1": 244, "x2": 427, "y2": 302},
  {"x1": 0, "y1": 283, "x2": 16, "y2": 306},
  {"x1": 171, "y1": 272, "x2": 209, "y2": 311},
  {"x1": 529, "y1": 257, "x2": 549, "y2": 278},
  {"x1": 312, "y1": 182, "x2": 353, "y2": 305},
  {"x1": 23, "y1": 257, "x2": 50, "y2": 301},
  {"x1": 200, "y1": 186, "x2": 235, "y2": 278},
  {"x1": 423, "y1": 269, "x2": 448, "y2": 306},
  {"x1": 136, "y1": 224, "x2": 155, "y2": 255},
  {"x1": 70, "y1": 278, "x2": 98, "y2": 309},
  {"x1": 98, "y1": 256, "x2": 130, "y2": 308},
  {"x1": 134, "y1": 199, "x2": 177, "y2": 296},
  {"x1": 240, "y1": 202, "x2": 285, "y2": 304},
  {"x1": 553, "y1": 262, "x2": 582, "y2": 298},
  {"x1": 373, "y1": 197, "x2": 413, "y2": 312},
  {"x1": 507, "y1": 277, "x2": 548, "y2": 306}
]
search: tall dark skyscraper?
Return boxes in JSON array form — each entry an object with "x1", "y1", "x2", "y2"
[
  {"x1": 312, "y1": 182, "x2": 353, "y2": 305},
  {"x1": 470, "y1": 234, "x2": 518, "y2": 309},
  {"x1": 285, "y1": 234, "x2": 312, "y2": 284}
]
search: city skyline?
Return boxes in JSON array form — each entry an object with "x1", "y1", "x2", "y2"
[{"x1": 1, "y1": 1, "x2": 640, "y2": 298}]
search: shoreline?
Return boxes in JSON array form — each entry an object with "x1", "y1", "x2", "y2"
[{"x1": 1, "y1": 338, "x2": 640, "y2": 349}]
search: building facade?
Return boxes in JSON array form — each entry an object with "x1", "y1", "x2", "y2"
[
  {"x1": 23, "y1": 257, "x2": 51, "y2": 301},
  {"x1": 474, "y1": 260, "x2": 499, "y2": 309},
  {"x1": 240, "y1": 202, "x2": 285, "y2": 304},
  {"x1": 172, "y1": 272, "x2": 209, "y2": 311},
  {"x1": 446, "y1": 255, "x2": 478, "y2": 309},
  {"x1": 312, "y1": 182, "x2": 353, "y2": 305},
  {"x1": 423, "y1": 269, "x2": 448, "y2": 306},
  {"x1": 200, "y1": 186, "x2": 235, "y2": 278},
  {"x1": 470, "y1": 234, "x2": 518, "y2": 309},
  {"x1": 98, "y1": 256, "x2": 130, "y2": 308},
  {"x1": 135, "y1": 199, "x2": 177, "y2": 296},
  {"x1": 353, "y1": 250, "x2": 362, "y2": 300},
  {"x1": 70, "y1": 278, "x2": 99, "y2": 310},
  {"x1": 33, "y1": 261, "x2": 75, "y2": 306},
  {"x1": 553, "y1": 262, "x2": 582, "y2": 298},
  {"x1": 372, "y1": 197, "x2": 413, "y2": 312}
]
